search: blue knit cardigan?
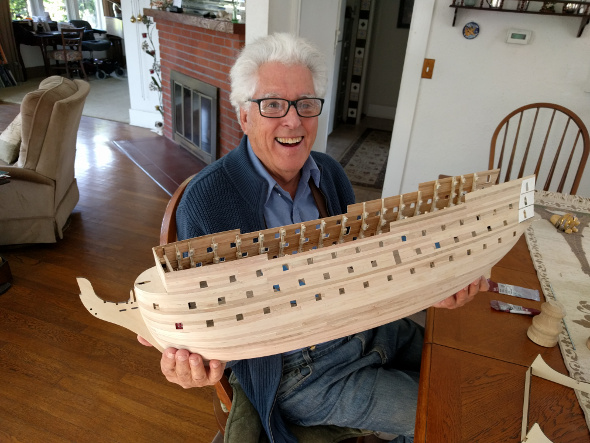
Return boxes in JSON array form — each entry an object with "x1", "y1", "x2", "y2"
[{"x1": 176, "y1": 136, "x2": 355, "y2": 442}]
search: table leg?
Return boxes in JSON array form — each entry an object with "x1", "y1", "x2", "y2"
[
  {"x1": 40, "y1": 41, "x2": 51, "y2": 76},
  {"x1": 15, "y1": 44, "x2": 28, "y2": 81}
]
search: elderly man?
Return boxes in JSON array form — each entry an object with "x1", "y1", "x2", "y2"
[{"x1": 139, "y1": 33, "x2": 487, "y2": 443}]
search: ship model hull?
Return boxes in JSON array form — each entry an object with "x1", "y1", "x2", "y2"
[{"x1": 78, "y1": 170, "x2": 535, "y2": 361}]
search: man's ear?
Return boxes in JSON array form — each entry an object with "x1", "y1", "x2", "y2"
[{"x1": 239, "y1": 107, "x2": 249, "y2": 134}]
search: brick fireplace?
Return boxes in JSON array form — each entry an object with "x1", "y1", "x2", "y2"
[{"x1": 144, "y1": 10, "x2": 246, "y2": 160}]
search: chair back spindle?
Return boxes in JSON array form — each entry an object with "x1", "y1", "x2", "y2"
[
  {"x1": 516, "y1": 107, "x2": 539, "y2": 180},
  {"x1": 490, "y1": 103, "x2": 589, "y2": 194}
]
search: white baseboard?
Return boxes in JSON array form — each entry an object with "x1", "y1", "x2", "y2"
[
  {"x1": 129, "y1": 109, "x2": 162, "y2": 129},
  {"x1": 365, "y1": 104, "x2": 396, "y2": 120}
]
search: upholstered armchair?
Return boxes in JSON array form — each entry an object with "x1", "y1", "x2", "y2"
[{"x1": 0, "y1": 76, "x2": 90, "y2": 245}]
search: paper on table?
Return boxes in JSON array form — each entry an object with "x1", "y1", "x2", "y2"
[
  {"x1": 521, "y1": 355, "x2": 590, "y2": 442},
  {"x1": 522, "y1": 423, "x2": 552, "y2": 443}
]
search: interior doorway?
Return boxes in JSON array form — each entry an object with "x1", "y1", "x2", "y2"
[
  {"x1": 329, "y1": 0, "x2": 411, "y2": 200},
  {"x1": 333, "y1": 0, "x2": 410, "y2": 129}
]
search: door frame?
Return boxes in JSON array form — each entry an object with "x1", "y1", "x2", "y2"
[{"x1": 382, "y1": 0, "x2": 435, "y2": 197}]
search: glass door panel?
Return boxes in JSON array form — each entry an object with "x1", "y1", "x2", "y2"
[{"x1": 201, "y1": 96, "x2": 212, "y2": 154}]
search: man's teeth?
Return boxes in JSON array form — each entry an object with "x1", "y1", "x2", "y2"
[{"x1": 276, "y1": 137, "x2": 302, "y2": 144}]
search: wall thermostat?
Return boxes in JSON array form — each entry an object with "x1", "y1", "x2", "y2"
[{"x1": 506, "y1": 29, "x2": 532, "y2": 44}]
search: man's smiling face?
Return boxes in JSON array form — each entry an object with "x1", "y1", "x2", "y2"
[{"x1": 239, "y1": 62, "x2": 319, "y2": 192}]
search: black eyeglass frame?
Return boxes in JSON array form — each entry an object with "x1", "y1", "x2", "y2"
[{"x1": 248, "y1": 98, "x2": 325, "y2": 118}]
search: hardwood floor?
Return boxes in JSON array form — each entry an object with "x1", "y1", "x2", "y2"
[
  {"x1": 0, "y1": 103, "x2": 219, "y2": 442},
  {"x1": 113, "y1": 138, "x2": 207, "y2": 196}
]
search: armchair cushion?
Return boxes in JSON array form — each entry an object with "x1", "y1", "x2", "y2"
[
  {"x1": 0, "y1": 113, "x2": 22, "y2": 165},
  {"x1": 17, "y1": 76, "x2": 78, "y2": 169},
  {"x1": 49, "y1": 50, "x2": 84, "y2": 62}
]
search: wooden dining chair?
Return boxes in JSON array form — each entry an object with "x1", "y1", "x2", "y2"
[
  {"x1": 490, "y1": 103, "x2": 589, "y2": 194},
  {"x1": 159, "y1": 174, "x2": 371, "y2": 442},
  {"x1": 159, "y1": 173, "x2": 238, "y2": 435},
  {"x1": 48, "y1": 27, "x2": 87, "y2": 80}
]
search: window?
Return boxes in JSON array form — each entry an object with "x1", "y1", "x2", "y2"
[
  {"x1": 44, "y1": 0, "x2": 68, "y2": 23},
  {"x1": 10, "y1": 0, "x2": 105, "y2": 29},
  {"x1": 76, "y1": 0, "x2": 103, "y2": 28},
  {"x1": 10, "y1": 0, "x2": 29, "y2": 19}
]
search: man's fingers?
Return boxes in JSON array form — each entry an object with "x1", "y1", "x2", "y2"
[
  {"x1": 479, "y1": 276, "x2": 490, "y2": 292},
  {"x1": 190, "y1": 356, "x2": 225, "y2": 385},
  {"x1": 207, "y1": 360, "x2": 226, "y2": 384},
  {"x1": 432, "y1": 295, "x2": 457, "y2": 309},
  {"x1": 161, "y1": 348, "x2": 179, "y2": 377},
  {"x1": 174, "y1": 349, "x2": 192, "y2": 380},
  {"x1": 466, "y1": 276, "x2": 488, "y2": 297},
  {"x1": 137, "y1": 335, "x2": 153, "y2": 347},
  {"x1": 189, "y1": 354, "x2": 209, "y2": 382}
]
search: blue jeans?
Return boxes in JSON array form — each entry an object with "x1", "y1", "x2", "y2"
[{"x1": 276, "y1": 319, "x2": 423, "y2": 443}]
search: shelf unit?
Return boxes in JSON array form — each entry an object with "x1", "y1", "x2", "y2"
[
  {"x1": 0, "y1": 42, "x2": 17, "y2": 87},
  {"x1": 450, "y1": 1, "x2": 590, "y2": 37}
]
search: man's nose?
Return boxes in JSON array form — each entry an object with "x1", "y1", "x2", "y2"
[{"x1": 281, "y1": 104, "x2": 302, "y2": 127}]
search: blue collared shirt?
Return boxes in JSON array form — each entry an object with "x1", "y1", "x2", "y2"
[{"x1": 247, "y1": 139, "x2": 321, "y2": 228}]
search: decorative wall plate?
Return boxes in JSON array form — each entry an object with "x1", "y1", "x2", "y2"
[{"x1": 463, "y1": 22, "x2": 480, "y2": 39}]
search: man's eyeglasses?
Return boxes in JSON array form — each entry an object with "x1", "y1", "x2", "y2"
[{"x1": 248, "y1": 98, "x2": 324, "y2": 118}]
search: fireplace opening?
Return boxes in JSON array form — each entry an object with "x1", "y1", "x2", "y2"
[{"x1": 171, "y1": 70, "x2": 218, "y2": 164}]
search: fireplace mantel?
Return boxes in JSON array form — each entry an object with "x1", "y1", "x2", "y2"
[
  {"x1": 143, "y1": 9, "x2": 245, "y2": 35},
  {"x1": 143, "y1": 8, "x2": 246, "y2": 159}
]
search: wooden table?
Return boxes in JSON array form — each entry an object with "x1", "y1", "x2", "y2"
[
  {"x1": 416, "y1": 236, "x2": 590, "y2": 442},
  {"x1": 12, "y1": 22, "x2": 61, "y2": 79}
]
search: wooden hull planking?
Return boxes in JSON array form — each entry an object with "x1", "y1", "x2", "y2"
[{"x1": 78, "y1": 170, "x2": 536, "y2": 361}]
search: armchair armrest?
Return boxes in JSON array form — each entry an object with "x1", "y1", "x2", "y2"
[{"x1": 0, "y1": 166, "x2": 54, "y2": 186}]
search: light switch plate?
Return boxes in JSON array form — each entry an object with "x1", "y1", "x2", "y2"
[{"x1": 422, "y1": 59, "x2": 435, "y2": 79}]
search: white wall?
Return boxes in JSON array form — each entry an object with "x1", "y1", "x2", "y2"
[
  {"x1": 363, "y1": 0, "x2": 408, "y2": 120},
  {"x1": 19, "y1": 45, "x2": 45, "y2": 68},
  {"x1": 384, "y1": 1, "x2": 590, "y2": 197},
  {"x1": 298, "y1": 0, "x2": 342, "y2": 151},
  {"x1": 244, "y1": 0, "x2": 269, "y2": 43},
  {"x1": 121, "y1": 0, "x2": 162, "y2": 129}
]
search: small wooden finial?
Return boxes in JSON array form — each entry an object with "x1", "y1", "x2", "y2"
[{"x1": 527, "y1": 300, "x2": 566, "y2": 347}]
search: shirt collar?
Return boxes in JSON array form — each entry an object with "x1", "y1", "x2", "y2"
[{"x1": 246, "y1": 138, "x2": 320, "y2": 203}]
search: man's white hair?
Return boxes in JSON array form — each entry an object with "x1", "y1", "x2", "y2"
[{"x1": 229, "y1": 33, "x2": 328, "y2": 121}]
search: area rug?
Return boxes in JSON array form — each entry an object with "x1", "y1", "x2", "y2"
[
  {"x1": 525, "y1": 191, "x2": 590, "y2": 429},
  {"x1": 339, "y1": 128, "x2": 391, "y2": 189},
  {"x1": 0, "y1": 75, "x2": 130, "y2": 124}
]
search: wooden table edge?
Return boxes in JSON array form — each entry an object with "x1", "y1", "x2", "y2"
[{"x1": 415, "y1": 307, "x2": 435, "y2": 443}]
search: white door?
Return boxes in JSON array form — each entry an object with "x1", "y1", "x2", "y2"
[{"x1": 382, "y1": 0, "x2": 435, "y2": 197}]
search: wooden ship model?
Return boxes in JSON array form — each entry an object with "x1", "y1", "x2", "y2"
[{"x1": 78, "y1": 170, "x2": 535, "y2": 361}]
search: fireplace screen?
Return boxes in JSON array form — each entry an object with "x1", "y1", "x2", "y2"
[{"x1": 171, "y1": 70, "x2": 218, "y2": 164}]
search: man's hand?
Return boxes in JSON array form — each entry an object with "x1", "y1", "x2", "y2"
[
  {"x1": 137, "y1": 335, "x2": 226, "y2": 388},
  {"x1": 432, "y1": 276, "x2": 489, "y2": 309}
]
